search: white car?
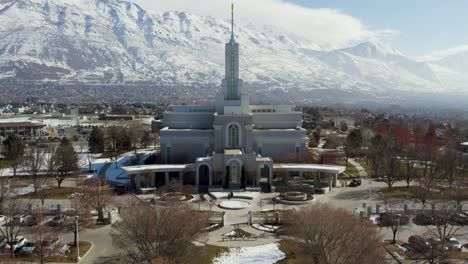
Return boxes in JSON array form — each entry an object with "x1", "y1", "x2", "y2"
[
  {"x1": 4, "y1": 236, "x2": 27, "y2": 252},
  {"x1": 0, "y1": 215, "x2": 6, "y2": 224},
  {"x1": 447, "y1": 238, "x2": 462, "y2": 252},
  {"x1": 20, "y1": 241, "x2": 35, "y2": 255}
]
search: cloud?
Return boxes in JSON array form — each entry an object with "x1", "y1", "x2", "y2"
[
  {"x1": 130, "y1": 0, "x2": 391, "y2": 49},
  {"x1": 420, "y1": 45, "x2": 468, "y2": 61}
]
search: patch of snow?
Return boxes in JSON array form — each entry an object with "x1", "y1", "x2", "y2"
[
  {"x1": 192, "y1": 241, "x2": 205, "y2": 247},
  {"x1": 213, "y1": 243, "x2": 286, "y2": 264},
  {"x1": 252, "y1": 224, "x2": 279, "y2": 232},
  {"x1": 218, "y1": 200, "x2": 250, "y2": 210}
]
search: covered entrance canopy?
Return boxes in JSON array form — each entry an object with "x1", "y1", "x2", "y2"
[
  {"x1": 273, "y1": 163, "x2": 345, "y2": 190},
  {"x1": 122, "y1": 164, "x2": 195, "y2": 192}
]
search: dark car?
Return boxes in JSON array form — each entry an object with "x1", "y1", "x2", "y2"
[
  {"x1": 409, "y1": 235, "x2": 431, "y2": 252},
  {"x1": 48, "y1": 215, "x2": 66, "y2": 227},
  {"x1": 348, "y1": 179, "x2": 362, "y2": 187},
  {"x1": 113, "y1": 184, "x2": 127, "y2": 195}
]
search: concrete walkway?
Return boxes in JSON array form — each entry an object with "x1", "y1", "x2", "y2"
[{"x1": 348, "y1": 158, "x2": 368, "y2": 177}]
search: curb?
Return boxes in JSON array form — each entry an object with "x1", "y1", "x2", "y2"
[{"x1": 78, "y1": 241, "x2": 95, "y2": 264}]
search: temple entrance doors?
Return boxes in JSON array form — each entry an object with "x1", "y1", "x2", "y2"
[
  {"x1": 225, "y1": 160, "x2": 241, "y2": 189},
  {"x1": 198, "y1": 164, "x2": 210, "y2": 193}
]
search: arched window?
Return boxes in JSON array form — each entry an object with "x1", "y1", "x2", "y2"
[
  {"x1": 228, "y1": 124, "x2": 239, "y2": 148},
  {"x1": 228, "y1": 160, "x2": 241, "y2": 185}
]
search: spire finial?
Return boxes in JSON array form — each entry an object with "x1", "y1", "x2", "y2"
[{"x1": 231, "y1": 2, "x2": 234, "y2": 40}]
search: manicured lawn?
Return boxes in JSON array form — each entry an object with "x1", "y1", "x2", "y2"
[
  {"x1": 356, "y1": 158, "x2": 372, "y2": 176},
  {"x1": 0, "y1": 159, "x2": 9, "y2": 169},
  {"x1": 337, "y1": 160, "x2": 359, "y2": 177},
  {"x1": 20, "y1": 186, "x2": 79, "y2": 199},
  {"x1": 379, "y1": 186, "x2": 443, "y2": 200},
  {"x1": 277, "y1": 239, "x2": 310, "y2": 264},
  {"x1": 182, "y1": 243, "x2": 228, "y2": 264}
]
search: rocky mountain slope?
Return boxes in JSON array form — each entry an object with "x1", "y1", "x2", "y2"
[{"x1": 0, "y1": 0, "x2": 466, "y2": 101}]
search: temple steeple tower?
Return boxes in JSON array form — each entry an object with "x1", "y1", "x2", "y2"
[
  {"x1": 224, "y1": 3, "x2": 240, "y2": 101},
  {"x1": 215, "y1": 3, "x2": 249, "y2": 115},
  {"x1": 230, "y1": 3, "x2": 235, "y2": 41}
]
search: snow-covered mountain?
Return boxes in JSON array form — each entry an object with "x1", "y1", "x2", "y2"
[{"x1": 0, "y1": 0, "x2": 466, "y2": 100}]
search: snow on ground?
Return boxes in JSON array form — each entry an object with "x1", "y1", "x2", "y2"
[
  {"x1": 211, "y1": 191, "x2": 259, "y2": 199},
  {"x1": 218, "y1": 200, "x2": 250, "y2": 210},
  {"x1": 213, "y1": 243, "x2": 286, "y2": 264},
  {"x1": 252, "y1": 224, "x2": 279, "y2": 232},
  {"x1": 103, "y1": 150, "x2": 154, "y2": 184}
]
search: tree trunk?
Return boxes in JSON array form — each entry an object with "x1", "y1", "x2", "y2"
[
  {"x1": 73, "y1": 229, "x2": 78, "y2": 246},
  {"x1": 392, "y1": 229, "x2": 397, "y2": 244},
  {"x1": 98, "y1": 209, "x2": 104, "y2": 223}
]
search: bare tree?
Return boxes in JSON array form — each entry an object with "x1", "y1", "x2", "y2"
[
  {"x1": 0, "y1": 171, "x2": 7, "y2": 214},
  {"x1": 439, "y1": 146, "x2": 464, "y2": 189},
  {"x1": 86, "y1": 151, "x2": 96, "y2": 173},
  {"x1": 400, "y1": 145, "x2": 418, "y2": 188},
  {"x1": 111, "y1": 200, "x2": 208, "y2": 263},
  {"x1": 410, "y1": 201, "x2": 464, "y2": 264},
  {"x1": 37, "y1": 176, "x2": 53, "y2": 211},
  {"x1": 0, "y1": 181, "x2": 25, "y2": 256},
  {"x1": 379, "y1": 211, "x2": 410, "y2": 244},
  {"x1": 69, "y1": 196, "x2": 93, "y2": 247},
  {"x1": 24, "y1": 145, "x2": 44, "y2": 193},
  {"x1": 127, "y1": 126, "x2": 145, "y2": 154},
  {"x1": 80, "y1": 178, "x2": 112, "y2": 223},
  {"x1": 33, "y1": 216, "x2": 60, "y2": 264},
  {"x1": 284, "y1": 204, "x2": 385, "y2": 264}
]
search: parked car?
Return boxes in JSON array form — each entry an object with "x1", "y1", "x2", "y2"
[
  {"x1": 13, "y1": 215, "x2": 28, "y2": 225},
  {"x1": 446, "y1": 238, "x2": 462, "y2": 252},
  {"x1": 428, "y1": 238, "x2": 448, "y2": 251},
  {"x1": 25, "y1": 215, "x2": 44, "y2": 226},
  {"x1": 4, "y1": 236, "x2": 27, "y2": 253},
  {"x1": 409, "y1": 235, "x2": 431, "y2": 252},
  {"x1": 48, "y1": 215, "x2": 66, "y2": 226},
  {"x1": 113, "y1": 184, "x2": 127, "y2": 195},
  {"x1": 348, "y1": 178, "x2": 362, "y2": 187},
  {"x1": 375, "y1": 176, "x2": 388, "y2": 182},
  {"x1": 0, "y1": 215, "x2": 6, "y2": 224},
  {"x1": 37, "y1": 237, "x2": 59, "y2": 252},
  {"x1": 451, "y1": 213, "x2": 468, "y2": 225},
  {"x1": 19, "y1": 241, "x2": 36, "y2": 255}
]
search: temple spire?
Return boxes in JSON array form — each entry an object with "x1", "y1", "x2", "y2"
[{"x1": 231, "y1": 3, "x2": 235, "y2": 41}]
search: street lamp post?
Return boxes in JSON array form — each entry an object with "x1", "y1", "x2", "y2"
[
  {"x1": 397, "y1": 214, "x2": 401, "y2": 241},
  {"x1": 75, "y1": 215, "x2": 80, "y2": 262}
]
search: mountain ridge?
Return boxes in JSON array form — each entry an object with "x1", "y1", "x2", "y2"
[{"x1": 0, "y1": 0, "x2": 467, "y2": 102}]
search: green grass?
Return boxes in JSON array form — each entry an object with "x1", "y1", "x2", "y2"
[
  {"x1": 182, "y1": 243, "x2": 228, "y2": 264},
  {"x1": 20, "y1": 186, "x2": 78, "y2": 200},
  {"x1": 356, "y1": 158, "x2": 372, "y2": 176},
  {"x1": 0, "y1": 159, "x2": 9, "y2": 169},
  {"x1": 379, "y1": 186, "x2": 443, "y2": 200},
  {"x1": 277, "y1": 239, "x2": 310, "y2": 264},
  {"x1": 336, "y1": 160, "x2": 360, "y2": 177}
]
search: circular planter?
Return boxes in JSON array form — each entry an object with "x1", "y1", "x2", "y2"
[
  {"x1": 163, "y1": 192, "x2": 188, "y2": 202},
  {"x1": 218, "y1": 200, "x2": 250, "y2": 210},
  {"x1": 283, "y1": 191, "x2": 307, "y2": 201}
]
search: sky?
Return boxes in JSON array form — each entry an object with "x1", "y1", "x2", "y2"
[{"x1": 131, "y1": 0, "x2": 468, "y2": 58}]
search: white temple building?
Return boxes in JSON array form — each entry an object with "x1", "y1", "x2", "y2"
[{"x1": 123, "y1": 6, "x2": 345, "y2": 193}]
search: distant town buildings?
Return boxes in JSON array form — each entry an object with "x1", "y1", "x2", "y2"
[{"x1": 0, "y1": 121, "x2": 46, "y2": 137}]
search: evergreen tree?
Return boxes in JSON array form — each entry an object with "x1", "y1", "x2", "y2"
[
  {"x1": 3, "y1": 135, "x2": 25, "y2": 177},
  {"x1": 88, "y1": 127, "x2": 105, "y2": 153},
  {"x1": 54, "y1": 138, "x2": 79, "y2": 188}
]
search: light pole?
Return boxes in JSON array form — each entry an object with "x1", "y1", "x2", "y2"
[
  {"x1": 75, "y1": 215, "x2": 80, "y2": 262},
  {"x1": 396, "y1": 214, "x2": 401, "y2": 241},
  {"x1": 368, "y1": 180, "x2": 372, "y2": 199}
]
